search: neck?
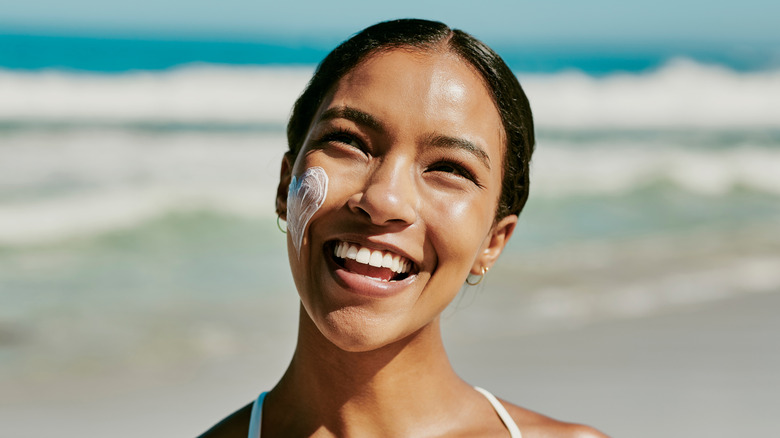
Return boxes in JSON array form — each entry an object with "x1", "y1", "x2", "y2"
[{"x1": 266, "y1": 305, "x2": 471, "y2": 437}]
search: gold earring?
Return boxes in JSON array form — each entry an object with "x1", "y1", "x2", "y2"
[
  {"x1": 466, "y1": 266, "x2": 488, "y2": 286},
  {"x1": 277, "y1": 215, "x2": 287, "y2": 233}
]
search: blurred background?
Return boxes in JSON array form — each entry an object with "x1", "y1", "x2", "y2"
[{"x1": 1, "y1": 1, "x2": 779, "y2": 437}]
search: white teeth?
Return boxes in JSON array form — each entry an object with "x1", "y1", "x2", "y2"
[
  {"x1": 356, "y1": 247, "x2": 371, "y2": 264},
  {"x1": 369, "y1": 251, "x2": 383, "y2": 267},
  {"x1": 382, "y1": 253, "x2": 393, "y2": 269},
  {"x1": 333, "y1": 242, "x2": 412, "y2": 274}
]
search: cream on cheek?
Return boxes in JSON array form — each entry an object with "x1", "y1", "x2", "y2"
[{"x1": 286, "y1": 166, "x2": 329, "y2": 258}]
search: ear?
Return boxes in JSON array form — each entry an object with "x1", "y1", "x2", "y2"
[
  {"x1": 470, "y1": 214, "x2": 518, "y2": 275},
  {"x1": 275, "y1": 152, "x2": 294, "y2": 219}
]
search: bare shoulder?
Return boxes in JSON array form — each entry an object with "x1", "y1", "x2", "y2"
[
  {"x1": 501, "y1": 400, "x2": 610, "y2": 438},
  {"x1": 198, "y1": 402, "x2": 253, "y2": 438}
]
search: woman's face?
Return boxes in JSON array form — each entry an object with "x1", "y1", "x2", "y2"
[{"x1": 279, "y1": 48, "x2": 517, "y2": 352}]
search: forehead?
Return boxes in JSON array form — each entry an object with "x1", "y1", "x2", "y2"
[{"x1": 322, "y1": 48, "x2": 505, "y2": 152}]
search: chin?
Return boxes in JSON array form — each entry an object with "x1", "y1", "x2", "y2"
[{"x1": 317, "y1": 309, "x2": 410, "y2": 353}]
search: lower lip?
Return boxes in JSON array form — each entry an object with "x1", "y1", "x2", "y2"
[{"x1": 325, "y1": 248, "x2": 416, "y2": 298}]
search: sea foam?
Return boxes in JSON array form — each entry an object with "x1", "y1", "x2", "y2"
[
  {"x1": 1, "y1": 59, "x2": 779, "y2": 128},
  {"x1": 0, "y1": 185, "x2": 275, "y2": 245},
  {"x1": 0, "y1": 65, "x2": 313, "y2": 124},
  {"x1": 522, "y1": 58, "x2": 780, "y2": 129},
  {"x1": 533, "y1": 143, "x2": 780, "y2": 197}
]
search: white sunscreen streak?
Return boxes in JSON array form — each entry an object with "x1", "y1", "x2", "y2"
[{"x1": 286, "y1": 166, "x2": 328, "y2": 258}]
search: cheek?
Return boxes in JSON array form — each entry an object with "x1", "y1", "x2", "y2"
[
  {"x1": 425, "y1": 192, "x2": 491, "y2": 265},
  {"x1": 302, "y1": 153, "x2": 367, "y2": 208},
  {"x1": 287, "y1": 166, "x2": 329, "y2": 257}
]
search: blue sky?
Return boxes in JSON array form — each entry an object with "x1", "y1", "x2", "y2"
[{"x1": 1, "y1": 0, "x2": 778, "y2": 46}]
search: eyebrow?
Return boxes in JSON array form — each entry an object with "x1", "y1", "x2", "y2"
[
  {"x1": 427, "y1": 134, "x2": 491, "y2": 171},
  {"x1": 318, "y1": 106, "x2": 386, "y2": 134}
]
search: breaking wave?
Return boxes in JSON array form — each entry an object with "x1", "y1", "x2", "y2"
[{"x1": 1, "y1": 58, "x2": 778, "y2": 128}]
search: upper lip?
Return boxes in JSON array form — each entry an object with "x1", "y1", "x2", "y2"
[{"x1": 328, "y1": 234, "x2": 421, "y2": 271}]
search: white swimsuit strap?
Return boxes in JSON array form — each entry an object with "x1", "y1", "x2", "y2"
[
  {"x1": 247, "y1": 392, "x2": 267, "y2": 438},
  {"x1": 474, "y1": 386, "x2": 523, "y2": 438},
  {"x1": 248, "y1": 388, "x2": 520, "y2": 438}
]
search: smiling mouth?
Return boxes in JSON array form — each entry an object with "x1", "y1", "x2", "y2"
[{"x1": 331, "y1": 241, "x2": 415, "y2": 282}]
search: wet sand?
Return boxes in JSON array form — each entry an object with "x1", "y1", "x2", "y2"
[{"x1": 2, "y1": 290, "x2": 778, "y2": 437}]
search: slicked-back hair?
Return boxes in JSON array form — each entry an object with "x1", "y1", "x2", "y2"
[{"x1": 286, "y1": 19, "x2": 535, "y2": 219}]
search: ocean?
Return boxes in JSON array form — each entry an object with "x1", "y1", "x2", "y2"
[{"x1": 1, "y1": 34, "x2": 779, "y2": 437}]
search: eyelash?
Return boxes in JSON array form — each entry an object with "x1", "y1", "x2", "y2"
[
  {"x1": 428, "y1": 160, "x2": 482, "y2": 187},
  {"x1": 318, "y1": 128, "x2": 366, "y2": 152}
]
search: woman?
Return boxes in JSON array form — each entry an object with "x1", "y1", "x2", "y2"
[{"x1": 201, "y1": 19, "x2": 607, "y2": 437}]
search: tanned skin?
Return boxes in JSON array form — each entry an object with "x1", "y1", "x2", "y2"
[{"x1": 200, "y1": 48, "x2": 608, "y2": 438}]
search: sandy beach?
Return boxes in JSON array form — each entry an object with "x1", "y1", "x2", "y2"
[
  {"x1": 449, "y1": 290, "x2": 780, "y2": 437},
  {"x1": 2, "y1": 287, "x2": 777, "y2": 438}
]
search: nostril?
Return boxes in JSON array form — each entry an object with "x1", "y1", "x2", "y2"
[{"x1": 351, "y1": 202, "x2": 372, "y2": 219}]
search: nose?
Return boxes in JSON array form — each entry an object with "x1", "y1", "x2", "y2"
[{"x1": 348, "y1": 157, "x2": 418, "y2": 226}]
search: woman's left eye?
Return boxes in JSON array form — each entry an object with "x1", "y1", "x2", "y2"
[
  {"x1": 427, "y1": 162, "x2": 478, "y2": 184},
  {"x1": 430, "y1": 163, "x2": 460, "y2": 174}
]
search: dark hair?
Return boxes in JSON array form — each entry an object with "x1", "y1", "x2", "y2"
[{"x1": 287, "y1": 19, "x2": 535, "y2": 219}]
